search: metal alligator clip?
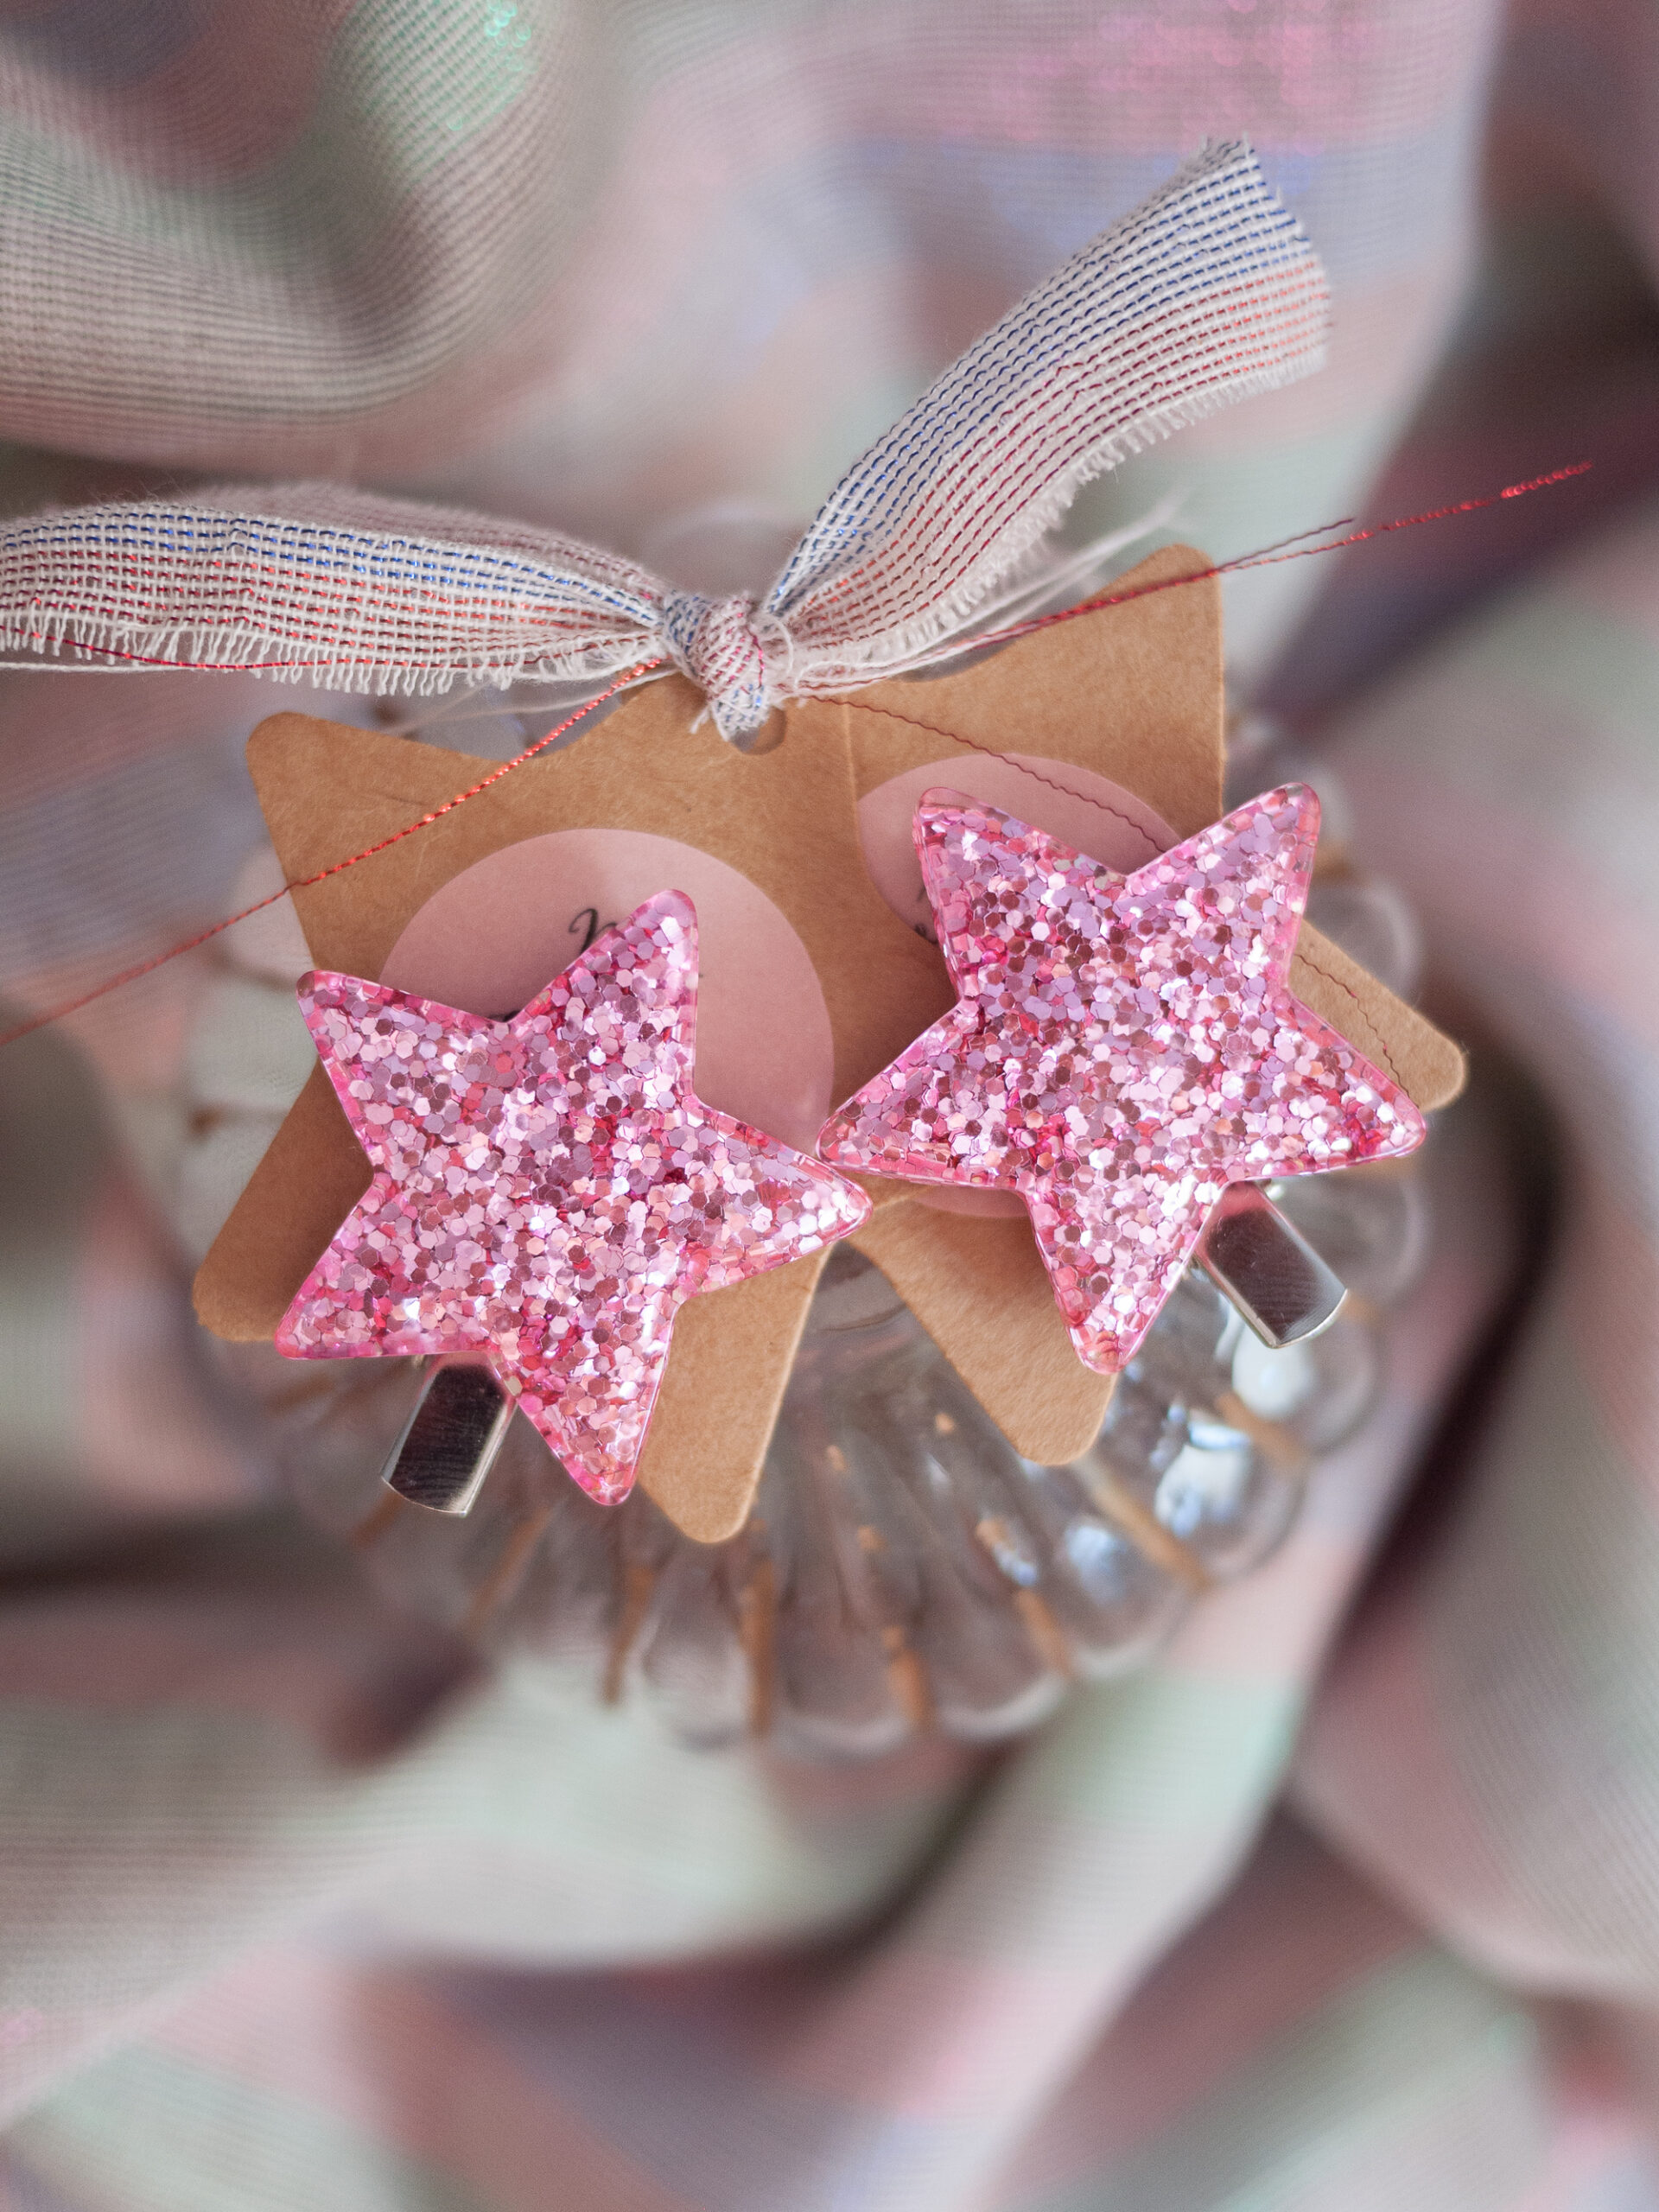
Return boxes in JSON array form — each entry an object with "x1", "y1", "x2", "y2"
[
  {"x1": 1196, "y1": 1183, "x2": 1346, "y2": 1349},
  {"x1": 381, "y1": 1355, "x2": 515, "y2": 1515}
]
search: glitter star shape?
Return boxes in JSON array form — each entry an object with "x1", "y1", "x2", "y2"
[
  {"x1": 275, "y1": 891, "x2": 870, "y2": 1503},
  {"x1": 818, "y1": 784, "x2": 1426, "y2": 1373}
]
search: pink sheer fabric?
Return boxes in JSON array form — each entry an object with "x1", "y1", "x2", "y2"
[{"x1": 4, "y1": 4, "x2": 1659, "y2": 2207}]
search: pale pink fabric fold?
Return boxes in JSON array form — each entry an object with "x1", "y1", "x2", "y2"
[{"x1": 7, "y1": 3, "x2": 1659, "y2": 2209}]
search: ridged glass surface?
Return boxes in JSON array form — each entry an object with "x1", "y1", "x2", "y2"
[{"x1": 233, "y1": 1148, "x2": 1423, "y2": 1756}]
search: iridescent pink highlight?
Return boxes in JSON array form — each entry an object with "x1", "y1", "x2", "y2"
[
  {"x1": 819, "y1": 785, "x2": 1425, "y2": 1373},
  {"x1": 276, "y1": 891, "x2": 869, "y2": 1503}
]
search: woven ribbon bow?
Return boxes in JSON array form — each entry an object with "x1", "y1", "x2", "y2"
[{"x1": 0, "y1": 141, "x2": 1325, "y2": 742}]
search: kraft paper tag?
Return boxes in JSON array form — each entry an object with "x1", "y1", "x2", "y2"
[{"x1": 195, "y1": 545, "x2": 1465, "y2": 1540}]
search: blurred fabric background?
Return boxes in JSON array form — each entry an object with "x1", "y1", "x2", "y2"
[{"x1": 4, "y1": 3, "x2": 1659, "y2": 2206}]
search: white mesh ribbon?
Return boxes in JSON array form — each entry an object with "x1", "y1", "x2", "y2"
[{"x1": 0, "y1": 142, "x2": 1325, "y2": 743}]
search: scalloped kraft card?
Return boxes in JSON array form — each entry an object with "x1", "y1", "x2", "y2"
[{"x1": 194, "y1": 545, "x2": 1465, "y2": 1541}]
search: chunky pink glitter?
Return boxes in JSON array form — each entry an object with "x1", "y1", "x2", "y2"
[
  {"x1": 276, "y1": 892, "x2": 870, "y2": 1504},
  {"x1": 819, "y1": 785, "x2": 1425, "y2": 1374}
]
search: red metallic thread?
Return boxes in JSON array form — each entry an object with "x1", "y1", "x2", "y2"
[
  {"x1": 0, "y1": 465, "x2": 1592, "y2": 1049},
  {"x1": 0, "y1": 662, "x2": 661, "y2": 1048}
]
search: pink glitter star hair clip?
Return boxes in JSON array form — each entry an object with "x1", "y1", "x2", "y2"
[
  {"x1": 818, "y1": 784, "x2": 1427, "y2": 1374},
  {"x1": 275, "y1": 891, "x2": 869, "y2": 1506}
]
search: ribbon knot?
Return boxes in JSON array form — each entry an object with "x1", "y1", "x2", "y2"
[{"x1": 658, "y1": 591, "x2": 790, "y2": 744}]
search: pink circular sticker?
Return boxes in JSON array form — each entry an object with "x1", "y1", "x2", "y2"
[
  {"x1": 856, "y1": 753, "x2": 1175, "y2": 1217},
  {"x1": 381, "y1": 830, "x2": 836, "y2": 1154}
]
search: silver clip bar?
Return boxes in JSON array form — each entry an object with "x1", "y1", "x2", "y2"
[
  {"x1": 381, "y1": 1357, "x2": 515, "y2": 1515},
  {"x1": 1197, "y1": 1183, "x2": 1346, "y2": 1349}
]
